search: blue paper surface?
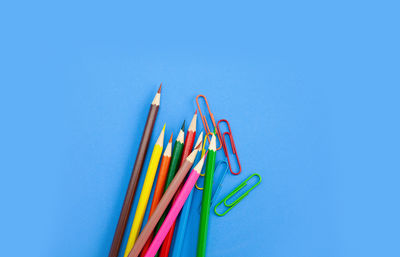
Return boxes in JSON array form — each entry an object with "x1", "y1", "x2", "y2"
[{"x1": 1, "y1": 1, "x2": 400, "y2": 257}]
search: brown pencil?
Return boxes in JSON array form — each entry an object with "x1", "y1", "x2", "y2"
[
  {"x1": 127, "y1": 140, "x2": 203, "y2": 257},
  {"x1": 108, "y1": 84, "x2": 162, "y2": 257}
]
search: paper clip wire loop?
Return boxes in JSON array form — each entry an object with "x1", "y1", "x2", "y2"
[
  {"x1": 196, "y1": 95, "x2": 223, "y2": 151},
  {"x1": 217, "y1": 119, "x2": 242, "y2": 175},
  {"x1": 214, "y1": 173, "x2": 261, "y2": 217},
  {"x1": 195, "y1": 133, "x2": 213, "y2": 190}
]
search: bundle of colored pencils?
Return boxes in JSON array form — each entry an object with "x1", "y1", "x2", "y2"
[{"x1": 108, "y1": 85, "x2": 237, "y2": 257}]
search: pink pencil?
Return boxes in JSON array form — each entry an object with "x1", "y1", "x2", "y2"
[{"x1": 143, "y1": 152, "x2": 208, "y2": 257}]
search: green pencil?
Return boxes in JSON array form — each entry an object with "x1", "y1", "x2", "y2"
[
  {"x1": 197, "y1": 133, "x2": 217, "y2": 257},
  {"x1": 153, "y1": 121, "x2": 185, "y2": 254}
]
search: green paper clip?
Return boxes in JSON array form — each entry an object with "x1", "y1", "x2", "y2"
[{"x1": 214, "y1": 173, "x2": 261, "y2": 216}]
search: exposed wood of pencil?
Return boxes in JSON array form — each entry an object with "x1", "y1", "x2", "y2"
[
  {"x1": 159, "y1": 112, "x2": 197, "y2": 257},
  {"x1": 127, "y1": 142, "x2": 202, "y2": 257},
  {"x1": 176, "y1": 120, "x2": 185, "y2": 145},
  {"x1": 208, "y1": 133, "x2": 216, "y2": 152},
  {"x1": 108, "y1": 84, "x2": 161, "y2": 257},
  {"x1": 179, "y1": 111, "x2": 197, "y2": 165},
  {"x1": 139, "y1": 134, "x2": 173, "y2": 257},
  {"x1": 194, "y1": 132, "x2": 203, "y2": 154}
]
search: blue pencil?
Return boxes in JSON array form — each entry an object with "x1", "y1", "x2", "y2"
[{"x1": 171, "y1": 189, "x2": 195, "y2": 257}]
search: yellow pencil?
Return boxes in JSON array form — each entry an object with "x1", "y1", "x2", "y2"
[{"x1": 124, "y1": 124, "x2": 166, "y2": 257}]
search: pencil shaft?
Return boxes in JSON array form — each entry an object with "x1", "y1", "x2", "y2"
[
  {"x1": 159, "y1": 129, "x2": 196, "y2": 257},
  {"x1": 170, "y1": 189, "x2": 194, "y2": 257},
  {"x1": 109, "y1": 95, "x2": 160, "y2": 257},
  {"x1": 197, "y1": 148, "x2": 216, "y2": 257},
  {"x1": 143, "y1": 169, "x2": 201, "y2": 257},
  {"x1": 127, "y1": 151, "x2": 199, "y2": 257},
  {"x1": 124, "y1": 135, "x2": 164, "y2": 257},
  {"x1": 139, "y1": 144, "x2": 172, "y2": 257}
]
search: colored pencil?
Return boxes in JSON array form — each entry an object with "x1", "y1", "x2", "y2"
[
  {"x1": 170, "y1": 132, "x2": 204, "y2": 257},
  {"x1": 109, "y1": 84, "x2": 162, "y2": 257},
  {"x1": 143, "y1": 153, "x2": 208, "y2": 257},
  {"x1": 124, "y1": 125, "x2": 166, "y2": 257},
  {"x1": 140, "y1": 122, "x2": 185, "y2": 257},
  {"x1": 197, "y1": 133, "x2": 217, "y2": 257},
  {"x1": 159, "y1": 112, "x2": 197, "y2": 257},
  {"x1": 126, "y1": 140, "x2": 203, "y2": 257},
  {"x1": 179, "y1": 112, "x2": 197, "y2": 167}
]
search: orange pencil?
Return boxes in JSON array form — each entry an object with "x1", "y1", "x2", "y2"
[{"x1": 140, "y1": 134, "x2": 173, "y2": 257}]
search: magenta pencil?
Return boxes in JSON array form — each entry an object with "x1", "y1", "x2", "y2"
[{"x1": 143, "y1": 153, "x2": 207, "y2": 257}]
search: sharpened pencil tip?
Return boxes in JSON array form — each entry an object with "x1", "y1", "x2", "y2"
[
  {"x1": 152, "y1": 85, "x2": 161, "y2": 105},
  {"x1": 158, "y1": 83, "x2": 162, "y2": 93},
  {"x1": 169, "y1": 133, "x2": 173, "y2": 143},
  {"x1": 155, "y1": 124, "x2": 166, "y2": 146},
  {"x1": 194, "y1": 151, "x2": 207, "y2": 173},
  {"x1": 194, "y1": 137, "x2": 203, "y2": 150},
  {"x1": 209, "y1": 133, "x2": 216, "y2": 151},
  {"x1": 194, "y1": 132, "x2": 203, "y2": 153},
  {"x1": 162, "y1": 123, "x2": 166, "y2": 132},
  {"x1": 181, "y1": 120, "x2": 185, "y2": 130},
  {"x1": 188, "y1": 112, "x2": 197, "y2": 132},
  {"x1": 195, "y1": 109, "x2": 197, "y2": 114}
]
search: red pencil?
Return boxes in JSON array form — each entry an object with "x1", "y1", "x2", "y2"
[{"x1": 158, "y1": 111, "x2": 197, "y2": 257}]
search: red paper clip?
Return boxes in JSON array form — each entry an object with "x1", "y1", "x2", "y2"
[
  {"x1": 196, "y1": 95, "x2": 223, "y2": 151},
  {"x1": 217, "y1": 119, "x2": 241, "y2": 175}
]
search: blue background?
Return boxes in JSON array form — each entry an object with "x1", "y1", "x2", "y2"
[{"x1": 1, "y1": 1, "x2": 399, "y2": 257}]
